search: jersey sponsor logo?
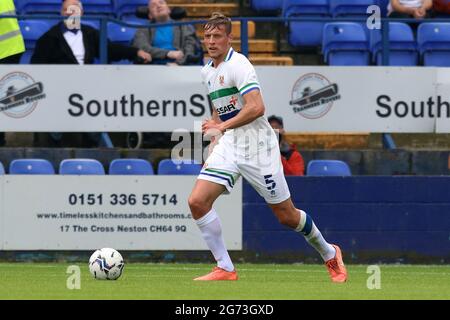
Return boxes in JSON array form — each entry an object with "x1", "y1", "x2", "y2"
[
  {"x1": 216, "y1": 96, "x2": 239, "y2": 115},
  {"x1": 290, "y1": 73, "x2": 341, "y2": 119},
  {"x1": 219, "y1": 75, "x2": 225, "y2": 86},
  {"x1": 217, "y1": 104, "x2": 237, "y2": 115}
]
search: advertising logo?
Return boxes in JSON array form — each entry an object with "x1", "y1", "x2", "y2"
[
  {"x1": 290, "y1": 73, "x2": 341, "y2": 119},
  {"x1": 0, "y1": 72, "x2": 46, "y2": 118}
]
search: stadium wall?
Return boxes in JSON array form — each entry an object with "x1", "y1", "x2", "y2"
[
  {"x1": 243, "y1": 177, "x2": 450, "y2": 263},
  {"x1": 0, "y1": 176, "x2": 448, "y2": 264}
]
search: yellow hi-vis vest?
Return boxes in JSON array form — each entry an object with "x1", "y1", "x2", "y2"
[{"x1": 0, "y1": 0, "x2": 25, "y2": 60}]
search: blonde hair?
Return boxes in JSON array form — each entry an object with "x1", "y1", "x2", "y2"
[{"x1": 204, "y1": 12, "x2": 232, "y2": 35}]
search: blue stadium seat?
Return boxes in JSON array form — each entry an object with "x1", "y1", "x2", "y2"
[
  {"x1": 19, "y1": 19, "x2": 53, "y2": 64},
  {"x1": 109, "y1": 159, "x2": 154, "y2": 175},
  {"x1": 330, "y1": 0, "x2": 377, "y2": 18},
  {"x1": 307, "y1": 160, "x2": 351, "y2": 176},
  {"x1": 81, "y1": 20, "x2": 101, "y2": 30},
  {"x1": 19, "y1": 50, "x2": 34, "y2": 64},
  {"x1": 59, "y1": 159, "x2": 105, "y2": 175},
  {"x1": 322, "y1": 22, "x2": 370, "y2": 65},
  {"x1": 418, "y1": 23, "x2": 450, "y2": 67},
  {"x1": 107, "y1": 21, "x2": 138, "y2": 64},
  {"x1": 122, "y1": 16, "x2": 149, "y2": 27},
  {"x1": 9, "y1": 159, "x2": 55, "y2": 174},
  {"x1": 251, "y1": 0, "x2": 283, "y2": 12},
  {"x1": 13, "y1": 0, "x2": 23, "y2": 13},
  {"x1": 81, "y1": 0, "x2": 114, "y2": 16},
  {"x1": 157, "y1": 159, "x2": 202, "y2": 175},
  {"x1": 19, "y1": 20, "x2": 53, "y2": 49},
  {"x1": 377, "y1": 0, "x2": 390, "y2": 17},
  {"x1": 283, "y1": 0, "x2": 330, "y2": 47},
  {"x1": 370, "y1": 22, "x2": 418, "y2": 66},
  {"x1": 17, "y1": 0, "x2": 61, "y2": 15},
  {"x1": 0, "y1": 162, "x2": 4, "y2": 175},
  {"x1": 107, "y1": 21, "x2": 136, "y2": 45},
  {"x1": 114, "y1": 0, "x2": 148, "y2": 20}
]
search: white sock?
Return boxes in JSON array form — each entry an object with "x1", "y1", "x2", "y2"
[
  {"x1": 195, "y1": 208, "x2": 234, "y2": 272},
  {"x1": 295, "y1": 210, "x2": 336, "y2": 262}
]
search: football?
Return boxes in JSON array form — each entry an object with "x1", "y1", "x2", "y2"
[{"x1": 89, "y1": 248, "x2": 124, "y2": 280}]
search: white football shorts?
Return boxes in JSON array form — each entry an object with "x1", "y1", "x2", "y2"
[{"x1": 198, "y1": 136, "x2": 291, "y2": 204}]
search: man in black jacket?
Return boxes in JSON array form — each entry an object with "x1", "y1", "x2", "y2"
[{"x1": 31, "y1": 0, "x2": 151, "y2": 64}]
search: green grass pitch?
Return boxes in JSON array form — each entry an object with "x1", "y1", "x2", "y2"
[{"x1": 0, "y1": 263, "x2": 449, "y2": 300}]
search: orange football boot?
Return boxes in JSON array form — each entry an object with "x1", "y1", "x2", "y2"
[
  {"x1": 325, "y1": 244, "x2": 348, "y2": 283},
  {"x1": 193, "y1": 266, "x2": 238, "y2": 281}
]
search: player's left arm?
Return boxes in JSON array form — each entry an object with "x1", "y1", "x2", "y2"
[
  {"x1": 203, "y1": 107, "x2": 223, "y2": 155},
  {"x1": 202, "y1": 90, "x2": 264, "y2": 134},
  {"x1": 217, "y1": 89, "x2": 265, "y2": 132}
]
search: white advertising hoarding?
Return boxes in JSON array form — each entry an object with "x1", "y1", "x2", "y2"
[
  {"x1": 0, "y1": 65, "x2": 209, "y2": 132},
  {"x1": 259, "y1": 66, "x2": 438, "y2": 133},
  {"x1": 0, "y1": 65, "x2": 448, "y2": 133},
  {"x1": 1, "y1": 176, "x2": 242, "y2": 250},
  {"x1": 435, "y1": 69, "x2": 450, "y2": 133}
]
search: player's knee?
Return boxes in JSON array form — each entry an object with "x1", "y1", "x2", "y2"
[
  {"x1": 188, "y1": 195, "x2": 199, "y2": 211},
  {"x1": 188, "y1": 195, "x2": 210, "y2": 219}
]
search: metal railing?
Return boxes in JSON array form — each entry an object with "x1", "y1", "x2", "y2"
[{"x1": 2, "y1": 14, "x2": 449, "y2": 64}]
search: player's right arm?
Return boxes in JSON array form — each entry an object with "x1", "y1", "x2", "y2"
[
  {"x1": 204, "y1": 108, "x2": 222, "y2": 155},
  {"x1": 211, "y1": 107, "x2": 221, "y2": 124}
]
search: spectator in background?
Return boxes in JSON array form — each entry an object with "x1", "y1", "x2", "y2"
[
  {"x1": 433, "y1": 0, "x2": 450, "y2": 16},
  {"x1": 268, "y1": 115, "x2": 305, "y2": 176},
  {"x1": 0, "y1": 0, "x2": 24, "y2": 64},
  {"x1": 30, "y1": 0, "x2": 151, "y2": 147},
  {"x1": 0, "y1": 0, "x2": 26, "y2": 146},
  {"x1": 31, "y1": 0, "x2": 151, "y2": 64},
  {"x1": 132, "y1": 0, "x2": 200, "y2": 65},
  {"x1": 388, "y1": 0, "x2": 433, "y2": 19}
]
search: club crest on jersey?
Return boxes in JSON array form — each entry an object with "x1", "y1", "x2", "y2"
[{"x1": 219, "y1": 75, "x2": 225, "y2": 86}]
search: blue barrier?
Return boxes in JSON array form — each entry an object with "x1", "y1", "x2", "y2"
[{"x1": 242, "y1": 177, "x2": 450, "y2": 261}]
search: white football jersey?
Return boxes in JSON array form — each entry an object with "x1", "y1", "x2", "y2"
[{"x1": 201, "y1": 47, "x2": 277, "y2": 155}]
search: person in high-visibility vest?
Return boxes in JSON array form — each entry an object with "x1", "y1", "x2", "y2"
[
  {"x1": 0, "y1": 0, "x2": 25, "y2": 146},
  {"x1": 0, "y1": 0, "x2": 25, "y2": 64}
]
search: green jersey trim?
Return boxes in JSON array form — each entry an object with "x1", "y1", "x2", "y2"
[{"x1": 209, "y1": 87, "x2": 239, "y2": 101}]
